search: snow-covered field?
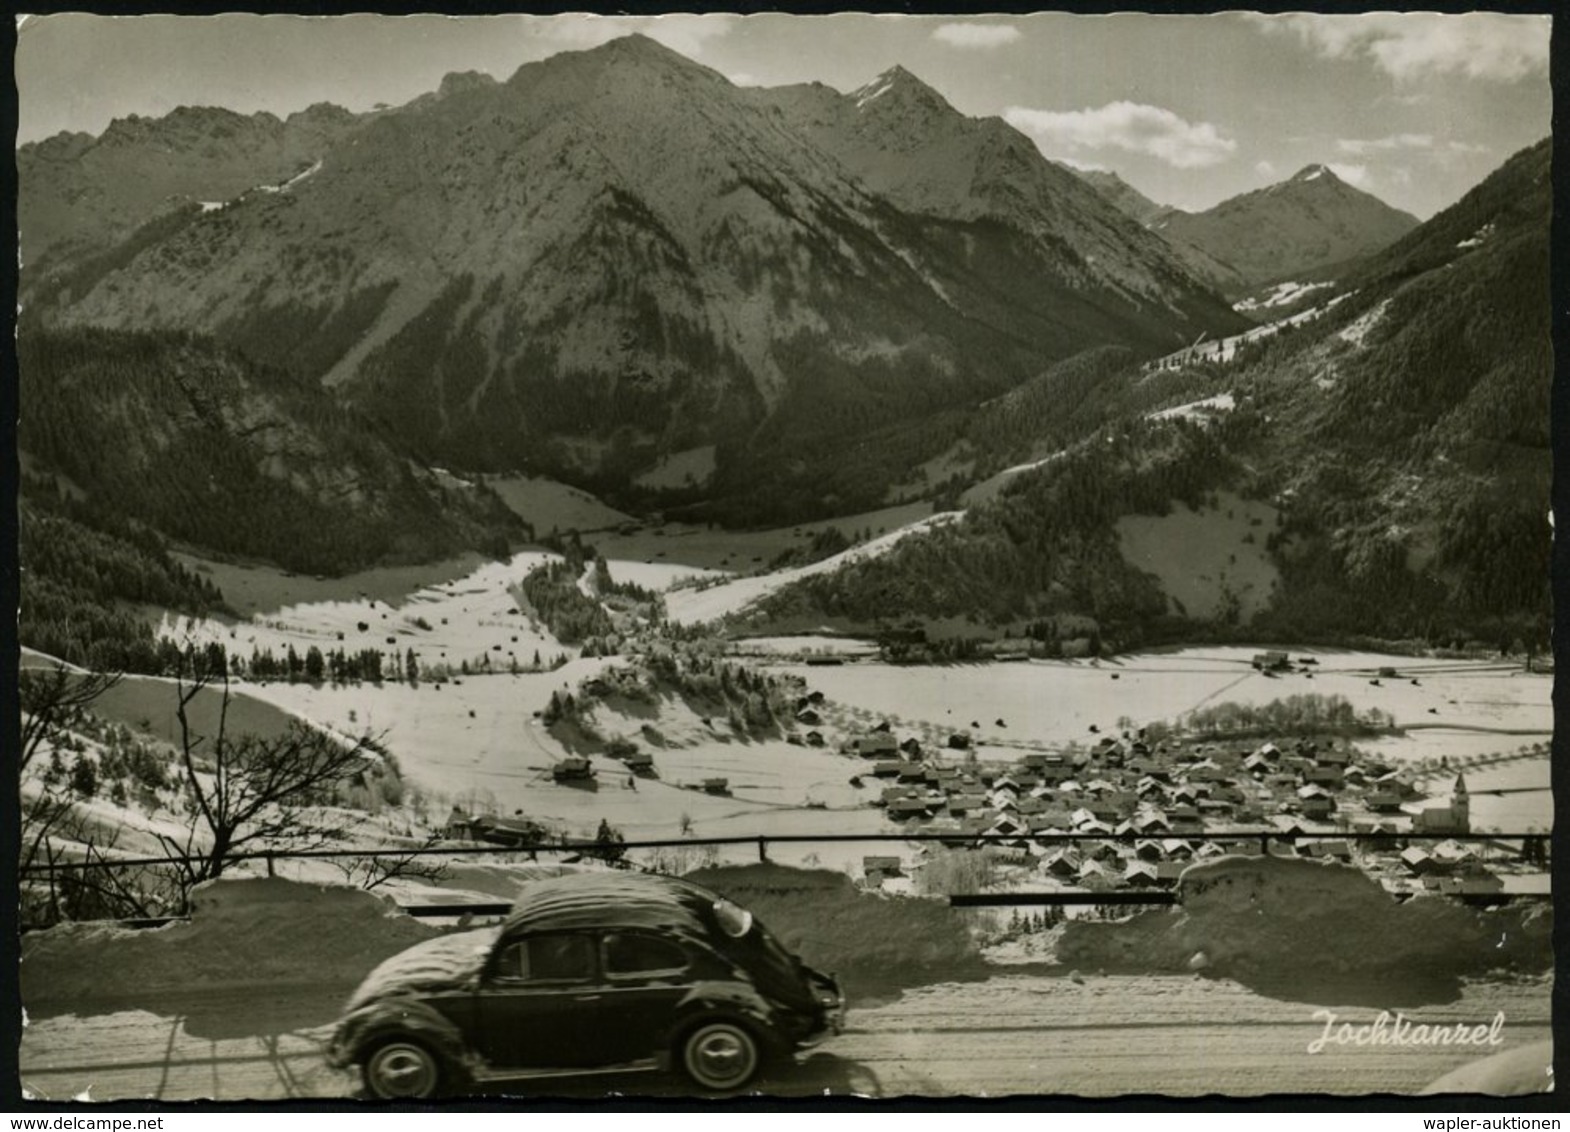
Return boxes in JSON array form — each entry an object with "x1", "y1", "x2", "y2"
[
  {"x1": 664, "y1": 511, "x2": 963, "y2": 625},
  {"x1": 159, "y1": 551, "x2": 569, "y2": 675},
  {"x1": 960, "y1": 451, "x2": 1064, "y2": 506},
  {"x1": 1147, "y1": 391, "x2": 1235, "y2": 423},
  {"x1": 769, "y1": 648, "x2": 1551, "y2": 756},
  {"x1": 1233, "y1": 280, "x2": 1335, "y2": 313},
  {"x1": 238, "y1": 659, "x2": 889, "y2": 871}
]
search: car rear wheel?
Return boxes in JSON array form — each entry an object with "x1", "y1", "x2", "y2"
[
  {"x1": 363, "y1": 1039, "x2": 443, "y2": 1099},
  {"x1": 680, "y1": 1020, "x2": 761, "y2": 1091}
]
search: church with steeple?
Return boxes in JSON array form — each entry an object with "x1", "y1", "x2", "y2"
[{"x1": 1412, "y1": 773, "x2": 1470, "y2": 834}]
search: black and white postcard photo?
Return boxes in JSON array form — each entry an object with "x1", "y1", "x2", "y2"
[{"x1": 11, "y1": 9, "x2": 1555, "y2": 1105}]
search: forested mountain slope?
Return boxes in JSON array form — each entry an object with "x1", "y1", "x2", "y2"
[{"x1": 752, "y1": 140, "x2": 1550, "y2": 653}]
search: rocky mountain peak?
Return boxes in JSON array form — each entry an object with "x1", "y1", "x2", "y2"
[
  {"x1": 436, "y1": 70, "x2": 497, "y2": 99},
  {"x1": 852, "y1": 65, "x2": 954, "y2": 117}
]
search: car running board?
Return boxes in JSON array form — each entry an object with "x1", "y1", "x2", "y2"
[{"x1": 469, "y1": 1058, "x2": 662, "y2": 1085}]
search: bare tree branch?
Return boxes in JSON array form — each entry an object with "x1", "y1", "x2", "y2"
[
  {"x1": 167, "y1": 661, "x2": 383, "y2": 884},
  {"x1": 19, "y1": 665, "x2": 122, "y2": 773},
  {"x1": 331, "y1": 835, "x2": 452, "y2": 892}
]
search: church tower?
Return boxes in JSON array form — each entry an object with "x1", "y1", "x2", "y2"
[{"x1": 1451, "y1": 773, "x2": 1470, "y2": 833}]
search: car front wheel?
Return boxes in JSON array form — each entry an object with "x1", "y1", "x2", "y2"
[
  {"x1": 363, "y1": 1039, "x2": 443, "y2": 1099},
  {"x1": 680, "y1": 1020, "x2": 761, "y2": 1091}
]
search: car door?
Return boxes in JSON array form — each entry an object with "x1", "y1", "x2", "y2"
[
  {"x1": 593, "y1": 930, "x2": 697, "y2": 1065},
  {"x1": 473, "y1": 931, "x2": 606, "y2": 1070}
]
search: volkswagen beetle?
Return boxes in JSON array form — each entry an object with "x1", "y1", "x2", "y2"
[{"x1": 326, "y1": 871, "x2": 845, "y2": 1097}]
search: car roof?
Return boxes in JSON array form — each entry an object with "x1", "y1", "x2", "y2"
[{"x1": 503, "y1": 871, "x2": 720, "y2": 939}]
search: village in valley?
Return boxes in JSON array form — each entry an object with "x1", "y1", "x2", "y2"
[{"x1": 425, "y1": 614, "x2": 1548, "y2": 912}]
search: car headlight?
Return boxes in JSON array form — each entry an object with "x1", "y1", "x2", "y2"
[{"x1": 712, "y1": 898, "x2": 753, "y2": 939}]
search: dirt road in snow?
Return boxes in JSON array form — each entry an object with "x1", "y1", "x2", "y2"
[{"x1": 19, "y1": 974, "x2": 1551, "y2": 1101}]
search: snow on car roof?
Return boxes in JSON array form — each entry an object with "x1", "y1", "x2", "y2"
[{"x1": 503, "y1": 871, "x2": 719, "y2": 938}]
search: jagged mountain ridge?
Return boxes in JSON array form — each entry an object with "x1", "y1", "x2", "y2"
[
  {"x1": 18, "y1": 102, "x2": 359, "y2": 267},
  {"x1": 1150, "y1": 164, "x2": 1421, "y2": 296},
  {"x1": 1072, "y1": 168, "x2": 1172, "y2": 227},
  {"x1": 21, "y1": 35, "x2": 1244, "y2": 516},
  {"x1": 755, "y1": 66, "x2": 1241, "y2": 321}
]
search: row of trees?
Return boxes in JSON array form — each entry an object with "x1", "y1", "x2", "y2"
[{"x1": 1184, "y1": 694, "x2": 1396, "y2": 739}]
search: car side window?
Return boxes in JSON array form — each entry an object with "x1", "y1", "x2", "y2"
[
  {"x1": 603, "y1": 931, "x2": 689, "y2": 978},
  {"x1": 492, "y1": 933, "x2": 597, "y2": 983}
]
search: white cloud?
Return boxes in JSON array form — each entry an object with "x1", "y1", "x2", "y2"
[
  {"x1": 932, "y1": 23, "x2": 1021, "y2": 49},
  {"x1": 1250, "y1": 12, "x2": 1549, "y2": 83},
  {"x1": 1337, "y1": 133, "x2": 1432, "y2": 156},
  {"x1": 726, "y1": 72, "x2": 759, "y2": 87},
  {"x1": 1336, "y1": 135, "x2": 1491, "y2": 163},
  {"x1": 1255, "y1": 159, "x2": 1276, "y2": 179},
  {"x1": 1326, "y1": 162, "x2": 1370, "y2": 188},
  {"x1": 1005, "y1": 101, "x2": 1236, "y2": 169}
]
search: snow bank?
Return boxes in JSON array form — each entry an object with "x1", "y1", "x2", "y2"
[
  {"x1": 1338, "y1": 297, "x2": 1391, "y2": 347},
  {"x1": 21, "y1": 877, "x2": 441, "y2": 1007},
  {"x1": 1420, "y1": 1039, "x2": 1553, "y2": 1096},
  {"x1": 1057, "y1": 855, "x2": 1551, "y2": 981},
  {"x1": 1147, "y1": 392, "x2": 1235, "y2": 424}
]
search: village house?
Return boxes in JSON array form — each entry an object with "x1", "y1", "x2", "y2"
[
  {"x1": 1302, "y1": 839, "x2": 1353, "y2": 861},
  {"x1": 445, "y1": 808, "x2": 548, "y2": 848},
  {"x1": 1365, "y1": 789, "x2": 1405, "y2": 813},
  {"x1": 847, "y1": 731, "x2": 899, "y2": 758},
  {"x1": 888, "y1": 796, "x2": 934, "y2": 821},
  {"x1": 1043, "y1": 849, "x2": 1082, "y2": 878},
  {"x1": 862, "y1": 856, "x2": 905, "y2": 883},
  {"x1": 1242, "y1": 753, "x2": 1274, "y2": 776},
  {"x1": 621, "y1": 749, "x2": 656, "y2": 775},
  {"x1": 1300, "y1": 795, "x2": 1336, "y2": 820},
  {"x1": 948, "y1": 794, "x2": 987, "y2": 818},
  {"x1": 1303, "y1": 765, "x2": 1344, "y2": 789},
  {"x1": 552, "y1": 755, "x2": 595, "y2": 782},
  {"x1": 1316, "y1": 746, "x2": 1352, "y2": 767}
]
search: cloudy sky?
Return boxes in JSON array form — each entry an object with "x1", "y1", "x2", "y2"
[{"x1": 16, "y1": 11, "x2": 1551, "y2": 218}]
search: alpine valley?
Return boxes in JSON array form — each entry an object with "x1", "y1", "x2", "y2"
[{"x1": 17, "y1": 34, "x2": 1550, "y2": 667}]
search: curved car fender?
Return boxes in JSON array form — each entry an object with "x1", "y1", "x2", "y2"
[
  {"x1": 660, "y1": 979, "x2": 779, "y2": 1060},
  {"x1": 329, "y1": 994, "x2": 481, "y2": 1083}
]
